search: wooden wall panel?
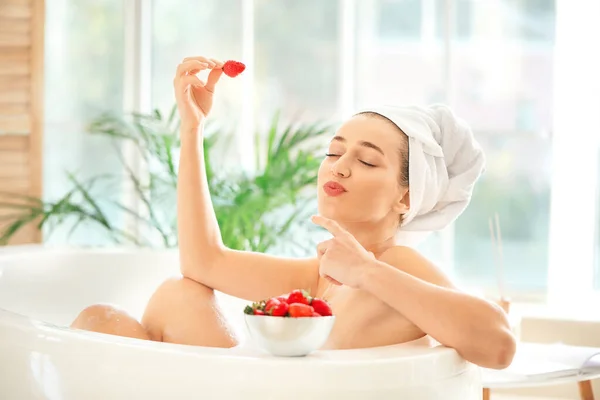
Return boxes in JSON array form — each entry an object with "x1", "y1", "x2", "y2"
[{"x1": 0, "y1": 0, "x2": 44, "y2": 245}]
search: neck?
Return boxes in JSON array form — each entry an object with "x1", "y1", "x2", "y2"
[{"x1": 336, "y1": 215, "x2": 399, "y2": 258}]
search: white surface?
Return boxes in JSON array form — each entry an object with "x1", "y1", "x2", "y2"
[
  {"x1": 244, "y1": 314, "x2": 336, "y2": 356},
  {"x1": 0, "y1": 246, "x2": 482, "y2": 399},
  {"x1": 482, "y1": 342, "x2": 600, "y2": 389}
]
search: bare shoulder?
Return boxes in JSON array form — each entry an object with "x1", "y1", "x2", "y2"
[{"x1": 377, "y1": 246, "x2": 456, "y2": 289}]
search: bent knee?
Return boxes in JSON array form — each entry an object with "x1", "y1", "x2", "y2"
[
  {"x1": 71, "y1": 304, "x2": 119, "y2": 329},
  {"x1": 142, "y1": 276, "x2": 237, "y2": 347},
  {"x1": 71, "y1": 304, "x2": 150, "y2": 341},
  {"x1": 147, "y1": 276, "x2": 214, "y2": 309}
]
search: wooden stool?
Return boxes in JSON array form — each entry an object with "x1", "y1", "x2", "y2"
[
  {"x1": 482, "y1": 387, "x2": 490, "y2": 400},
  {"x1": 579, "y1": 380, "x2": 595, "y2": 400}
]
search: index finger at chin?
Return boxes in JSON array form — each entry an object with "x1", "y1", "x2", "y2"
[{"x1": 312, "y1": 215, "x2": 344, "y2": 236}]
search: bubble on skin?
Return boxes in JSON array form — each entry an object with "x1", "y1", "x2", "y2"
[{"x1": 82, "y1": 305, "x2": 121, "y2": 327}]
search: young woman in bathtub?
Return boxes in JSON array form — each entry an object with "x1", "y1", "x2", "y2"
[{"x1": 71, "y1": 56, "x2": 516, "y2": 370}]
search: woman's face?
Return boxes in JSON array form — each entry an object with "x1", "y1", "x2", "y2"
[{"x1": 317, "y1": 114, "x2": 409, "y2": 225}]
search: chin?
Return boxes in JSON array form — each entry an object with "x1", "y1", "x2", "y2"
[
  {"x1": 317, "y1": 201, "x2": 338, "y2": 219},
  {"x1": 317, "y1": 201, "x2": 354, "y2": 222}
]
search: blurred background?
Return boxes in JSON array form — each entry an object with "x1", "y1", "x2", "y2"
[{"x1": 1, "y1": 0, "x2": 600, "y2": 306}]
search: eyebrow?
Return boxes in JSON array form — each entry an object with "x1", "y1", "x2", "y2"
[{"x1": 331, "y1": 135, "x2": 385, "y2": 155}]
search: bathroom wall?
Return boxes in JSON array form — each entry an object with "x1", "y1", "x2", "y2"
[{"x1": 0, "y1": 0, "x2": 45, "y2": 244}]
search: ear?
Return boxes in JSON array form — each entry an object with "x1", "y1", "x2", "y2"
[{"x1": 392, "y1": 189, "x2": 410, "y2": 215}]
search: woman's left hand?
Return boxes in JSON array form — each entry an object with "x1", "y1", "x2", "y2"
[{"x1": 312, "y1": 215, "x2": 376, "y2": 289}]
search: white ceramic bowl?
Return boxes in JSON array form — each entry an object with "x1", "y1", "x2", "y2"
[{"x1": 245, "y1": 314, "x2": 335, "y2": 356}]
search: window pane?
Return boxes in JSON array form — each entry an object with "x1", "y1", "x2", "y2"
[
  {"x1": 378, "y1": 0, "x2": 422, "y2": 40},
  {"x1": 151, "y1": 0, "x2": 243, "y2": 121},
  {"x1": 595, "y1": 147, "x2": 600, "y2": 290},
  {"x1": 451, "y1": 0, "x2": 555, "y2": 295},
  {"x1": 435, "y1": 0, "x2": 473, "y2": 40},
  {"x1": 506, "y1": 0, "x2": 555, "y2": 42},
  {"x1": 44, "y1": 0, "x2": 125, "y2": 245},
  {"x1": 355, "y1": 0, "x2": 446, "y2": 109},
  {"x1": 454, "y1": 133, "x2": 552, "y2": 292},
  {"x1": 253, "y1": 0, "x2": 340, "y2": 122}
]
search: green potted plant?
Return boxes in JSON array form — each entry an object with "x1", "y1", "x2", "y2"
[{"x1": 0, "y1": 106, "x2": 330, "y2": 255}]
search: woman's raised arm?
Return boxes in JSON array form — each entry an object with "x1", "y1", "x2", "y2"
[{"x1": 174, "y1": 56, "x2": 319, "y2": 301}]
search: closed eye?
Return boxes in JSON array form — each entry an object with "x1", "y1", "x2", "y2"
[{"x1": 326, "y1": 153, "x2": 376, "y2": 167}]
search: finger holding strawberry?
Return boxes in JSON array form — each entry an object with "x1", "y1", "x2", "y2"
[
  {"x1": 312, "y1": 215, "x2": 376, "y2": 289},
  {"x1": 173, "y1": 56, "x2": 223, "y2": 131},
  {"x1": 173, "y1": 56, "x2": 245, "y2": 132}
]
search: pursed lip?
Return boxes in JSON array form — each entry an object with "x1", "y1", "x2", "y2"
[{"x1": 323, "y1": 181, "x2": 347, "y2": 192}]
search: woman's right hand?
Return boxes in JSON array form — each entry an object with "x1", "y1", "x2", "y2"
[{"x1": 173, "y1": 56, "x2": 224, "y2": 131}]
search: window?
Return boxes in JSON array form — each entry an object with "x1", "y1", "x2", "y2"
[
  {"x1": 355, "y1": 1, "x2": 446, "y2": 108},
  {"x1": 435, "y1": 0, "x2": 473, "y2": 40},
  {"x1": 376, "y1": 0, "x2": 423, "y2": 40},
  {"x1": 150, "y1": 0, "x2": 246, "y2": 171},
  {"x1": 434, "y1": 0, "x2": 555, "y2": 44},
  {"x1": 506, "y1": 0, "x2": 555, "y2": 43},
  {"x1": 253, "y1": 0, "x2": 340, "y2": 123},
  {"x1": 453, "y1": 133, "x2": 552, "y2": 293},
  {"x1": 595, "y1": 147, "x2": 600, "y2": 291},
  {"x1": 446, "y1": 1, "x2": 555, "y2": 297},
  {"x1": 151, "y1": 0, "x2": 243, "y2": 122},
  {"x1": 41, "y1": 0, "x2": 600, "y2": 305},
  {"x1": 356, "y1": 0, "x2": 555, "y2": 297},
  {"x1": 44, "y1": 0, "x2": 125, "y2": 245}
]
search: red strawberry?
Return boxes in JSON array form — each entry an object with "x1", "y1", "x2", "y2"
[
  {"x1": 244, "y1": 302, "x2": 265, "y2": 315},
  {"x1": 269, "y1": 301, "x2": 289, "y2": 317},
  {"x1": 286, "y1": 289, "x2": 311, "y2": 305},
  {"x1": 276, "y1": 295, "x2": 288, "y2": 303},
  {"x1": 254, "y1": 309, "x2": 266, "y2": 315},
  {"x1": 264, "y1": 298, "x2": 280, "y2": 313},
  {"x1": 310, "y1": 298, "x2": 332, "y2": 316},
  {"x1": 222, "y1": 60, "x2": 245, "y2": 77},
  {"x1": 312, "y1": 312, "x2": 321, "y2": 317},
  {"x1": 264, "y1": 298, "x2": 290, "y2": 316},
  {"x1": 288, "y1": 303, "x2": 314, "y2": 318}
]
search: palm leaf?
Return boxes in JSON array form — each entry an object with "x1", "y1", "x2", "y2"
[{"x1": 0, "y1": 211, "x2": 42, "y2": 245}]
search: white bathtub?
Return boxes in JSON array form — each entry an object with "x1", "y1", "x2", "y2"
[{"x1": 0, "y1": 246, "x2": 482, "y2": 399}]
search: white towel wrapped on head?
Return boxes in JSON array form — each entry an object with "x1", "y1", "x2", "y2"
[{"x1": 354, "y1": 104, "x2": 485, "y2": 242}]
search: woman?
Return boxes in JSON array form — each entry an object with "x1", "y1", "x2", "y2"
[{"x1": 71, "y1": 56, "x2": 516, "y2": 370}]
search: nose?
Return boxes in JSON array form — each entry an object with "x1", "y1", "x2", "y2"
[{"x1": 331, "y1": 158, "x2": 351, "y2": 178}]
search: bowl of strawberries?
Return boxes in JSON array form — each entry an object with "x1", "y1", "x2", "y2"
[{"x1": 243, "y1": 289, "x2": 335, "y2": 357}]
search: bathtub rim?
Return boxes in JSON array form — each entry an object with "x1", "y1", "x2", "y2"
[{"x1": 0, "y1": 245, "x2": 478, "y2": 377}]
